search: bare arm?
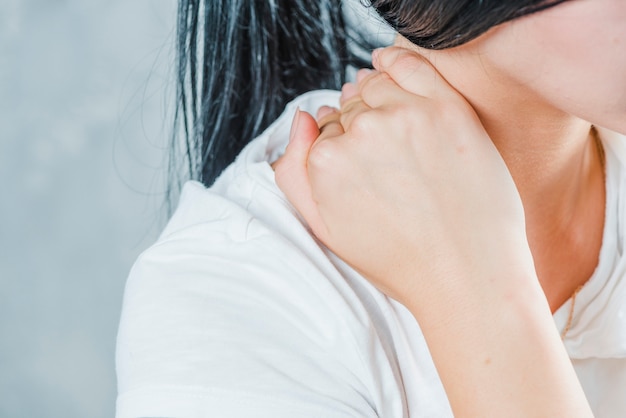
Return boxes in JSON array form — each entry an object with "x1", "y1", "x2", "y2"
[{"x1": 274, "y1": 47, "x2": 593, "y2": 417}]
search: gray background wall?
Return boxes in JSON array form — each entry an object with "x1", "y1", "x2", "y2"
[
  {"x1": 0, "y1": 1, "x2": 393, "y2": 417},
  {"x1": 0, "y1": 1, "x2": 175, "y2": 417}
]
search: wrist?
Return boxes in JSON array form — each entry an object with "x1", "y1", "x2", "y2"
[
  {"x1": 403, "y1": 251, "x2": 546, "y2": 327},
  {"x1": 405, "y1": 268, "x2": 591, "y2": 417}
]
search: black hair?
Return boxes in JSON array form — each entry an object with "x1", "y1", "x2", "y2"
[
  {"x1": 172, "y1": 0, "x2": 567, "y2": 191},
  {"x1": 171, "y1": 0, "x2": 368, "y2": 193},
  {"x1": 371, "y1": 0, "x2": 568, "y2": 50}
]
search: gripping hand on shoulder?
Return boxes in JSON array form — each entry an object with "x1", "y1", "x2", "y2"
[
  {"x1": 274, "y1": 46, "x2": 593, "y2": 417},
  {"x1": 275, "y1": 47, "x2": 533, "y2": 311}
]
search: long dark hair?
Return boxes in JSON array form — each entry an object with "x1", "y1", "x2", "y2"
[
  {"x1": 171, "y1": 0, "x2": 367, "y2": 193},
  {"x1": 172, "y1": 0, "x2": 567, "y2": 191}
]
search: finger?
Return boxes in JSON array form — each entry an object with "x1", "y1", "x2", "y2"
[
  {"x1": 339, "y1": 97, "x2": 372, "y2": 132},
  {"x1": 274, "y1": 109, "x2": 329, "y2": 237},
  {"x1": 316, "y1": 119, "x2": 345, "y2": 145},
  {"x1": 357, "y1": 70, "x2": 424, "y2": 110},
  {"x1": 317, "y1": 105, "x2": 337, "y2": 121},
  {"x1": 342, "y1": 69, "x2": 379, "y2": 105},
  {"x1": 340, "y1": 82, "x2": 359, "y2": 105},
  {"x1": 317, "y1": 106, "x2": 343, "y2": 133},
  {"x1": 356, "y1": 68, "x2": 375, "y2": 83},
  {"x1": 273, "y1": 108, "x2": 318, "y2": 171},
  {"x1": 339, "y1": 94, "x2": 362, "y2": 113},
  {"x1": 372, "y1": 46, "x2": 453, "y2": 99}
]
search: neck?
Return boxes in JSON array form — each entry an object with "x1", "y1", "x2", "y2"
[
  {"x1": 396, "y1": 37, "x2": 606, "y2": 311},
  {"x1": 460, "y1": 77, "x2": 596, "y2": 225}
]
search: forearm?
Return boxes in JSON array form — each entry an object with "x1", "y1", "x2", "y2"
[
  {"x1": 407, "y1": 269, "x2": 593, "y2": 418},
  {"x1": 273, "y1": 45, "x2": 596, "y2": 417}
]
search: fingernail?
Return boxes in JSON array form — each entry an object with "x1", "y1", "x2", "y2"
[{"x1": 289, "y1": 107, "x2": 301, "y2": 143}]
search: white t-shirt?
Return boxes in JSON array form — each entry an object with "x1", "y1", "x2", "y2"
[{"x1": 116, "y1": 90, "x2": 626, "y2": 418}]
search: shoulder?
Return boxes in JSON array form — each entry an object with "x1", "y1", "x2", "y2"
[
  {"x1": 117, "y1": 220, "x2": 369, "y2": 417},
  {"x1": 115, "y1": 124, "x2": 391, "y2": 416},
  {"x1": 117, "y1": 181, "x2": 357, "y2": 341}
]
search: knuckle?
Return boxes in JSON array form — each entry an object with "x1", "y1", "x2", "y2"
[
  {"x1": 317, "y1": 114, "x2": 341, "y2": 132},
  {"x1": 360, "y1": 72, "x2": 391, "y2": 95},
  {"x1": 308, "y1": 140, "x2": 338, "y2": 170},
  {"x1": 394, "y1": 51, "x2": 426, "y2": 70},
  {"x1": 383, "y1": 104, "x2": 430, "y2": 138},
  {"x1": 378, "y1": 46, "x2": 403, "y2": 68},
  {"x1": 349, "y1": 112, "x2": 373, "y2": 137},
  {"x1": 340, "y1": 97, "x2": 362, "y2": 115},
  {"x1": 360, "y1": 73, "x2": 396, "y2": 107},
  {"x1": 380, "y1": 47, "x2": 415, "y2": 69},
  {"x1": 317, "y1": 113, "x2": 341, "y2": 131}
]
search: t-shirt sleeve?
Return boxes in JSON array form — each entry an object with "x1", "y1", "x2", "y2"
[{"x1": 115, "y1": 225, "x2": 379, "y2": 418}]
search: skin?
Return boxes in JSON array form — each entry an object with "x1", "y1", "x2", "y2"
[
  {"x1": 398, "y1": 0, "x2": 626, "y2": 311},
  {"x1": 277, "y1": 51, "x2": 594, "y2": 416},
  {"x1": 274, "y1": 0, "x2": 626, "y2": 415}
]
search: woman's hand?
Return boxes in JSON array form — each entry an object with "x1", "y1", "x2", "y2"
[
  {"x1": 275, "y1": 47, "x2": 534, "y2": 312},
  {"x1": 274, "y1": 47, "x2": 592, "y2": 417}
]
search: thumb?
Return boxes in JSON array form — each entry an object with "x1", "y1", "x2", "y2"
[
  {"x1": 274, "y1": 109, "x2": 329, "y2": 239},
  {"x1": 373, "y1": 46, "x2": 451, "y2": 99}
]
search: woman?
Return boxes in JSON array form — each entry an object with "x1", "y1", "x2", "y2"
[{"x1": 116, "y1": 0, "x2": 626, "y2": 417}]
